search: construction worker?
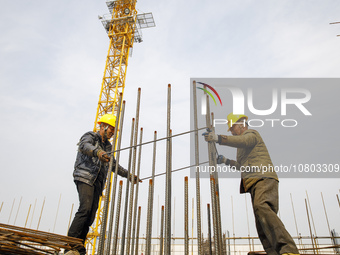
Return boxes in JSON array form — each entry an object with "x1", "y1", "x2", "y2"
[
  {"x1": 65, "y1": 114, "x2": 139, "y2": 255},
  {"x1": 203, "y1": 113, "x2": 299, "y2": 255}
]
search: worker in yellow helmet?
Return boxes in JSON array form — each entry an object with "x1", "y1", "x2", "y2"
[
  {"x1": 66, "y1": 114, "x2": 140, "y2": 255},
  {"x1": 203, "y1": 113, "x2": 299, "y2": 255}
]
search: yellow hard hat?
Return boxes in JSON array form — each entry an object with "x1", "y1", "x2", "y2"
[
  {"x1": 227, "y1": 113, "x2": 248, "y2": 131},
  {"x1": 98, "y1": 114, "x2": 117, "y2": 128}
]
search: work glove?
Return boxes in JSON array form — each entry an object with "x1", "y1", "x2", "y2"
[
  {"x1": 217, "y1": 155, "x2": 231, "y2": 165},
  {"x1": 97, "y1": 149, "x2": 110, "y2": 163},
  {"x1": 202, "y1": 130, "x2": 218, "y2": 143}
]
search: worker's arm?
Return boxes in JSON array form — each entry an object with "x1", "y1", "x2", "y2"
[
  {"x1": 78, "y1": 132, "x2": 99, "y2": 157},
  {"x1": 218, "y1": 132, "x2": 257, "y2": 148},
  {"x1": 217, "y1": 155, "x2": 241, "y2": 170}
]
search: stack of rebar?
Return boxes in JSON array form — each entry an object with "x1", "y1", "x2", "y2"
[{"x1": 0, "y1": 223, "x2": 83, "y2": 255}]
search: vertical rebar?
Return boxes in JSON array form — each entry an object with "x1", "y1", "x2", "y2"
[
  {"x1": 321, "y1": 192, "x2": 333, "y2": 245},
  {"x1": 134, "y1": 206, "x2": 142, "y2": 255},
  {"x1": 112, "y1": 180, "x2": 124, "y2": 255},
  {"x1": 245, "y1": 194, "x2": 251, "y2": 251},
  {"x1": 337, "y1": 194, "x2": 340, "y2": 209},
  {"x1": 67, "y1": 203, "x2": 74, "y2": 234},
  {"x1": 53, "y1": 194, "x2": 62, "y2": 233},
  {"x1": 192, "y1": 80, "x2": 203, "y2": 255},
  {"x1": 159, "y1": 205, "x2": 165, "y2": 255},
  {"x1": 305, "y1": 199, "x2": 316, "y2": 255},
  {"x1": 145, "y1": 131, "x2": 157, "y2": 255},
  {"x1": 105, "y1": 99, "x2": 126, "y2": 254},
  {"x1": 8, "y1": 198, "x2": 15, "y2": 224},
  {"x1": 29, "y1": 199, "x2": 37, "y2": 229},
  {"x1": 131, "y1": 128, "x2": 144, "y2": 254},
  {"x1": 37, "y1": 197, "x2": 45, "y2": 230},
  {"x1": 0, "y1": 202, "x2": 3, "y2": 216},
  {"x1": 306, "y1": 191, "x2": 319, "y2": 251},
  {"x1": 14, "y1": 196, "x2": 22, "y2": 226},
  {"x1": 290, "y1": 193, "x2": 303, "y2": 250},
  {"x1": 24, "y1": 204, "x2": 31, "y2": 228},
  {"x1": 120, "y1": 117, "x2": 136, "y2": 255},
  {"x1": 98, "y1": 95, "x2": 123, "y2": 255},
  {"x1": 231, "y1": 196, "x2": 236, "y2": 255},
  {"x1": 126, "y1": 88, "x2": 142, "y2": 255},
  {"x1": 164, "y1": 84, "x2": 172, "y2": 254},
  {"x1": 207, "y1": 204, "x2": 213, "y2": 255},
  {"x1": 184, "y1": 176, "x2": 189, "y2": 255}
]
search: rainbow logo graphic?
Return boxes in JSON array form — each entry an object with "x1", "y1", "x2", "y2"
[{"x1": 196, "y1": 82, "x2": 223, "y2": 106}]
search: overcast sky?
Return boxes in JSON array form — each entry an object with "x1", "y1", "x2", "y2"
[{"x1": 0, "y1": 0, "x2": 340, "y2": 245}]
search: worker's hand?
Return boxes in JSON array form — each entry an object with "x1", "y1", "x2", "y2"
[
  {"x1": 97, "y1": 149, "x2": 110, "y2": 163},
  {"x1": 217, "y1": 155, "x2": 230, "y2": 165},
  {"x1": 129, "y1": 174, "x2": 142, "y2": 184},
  {"x1": 202, "y1": 130, "x2": 218, "y2": 142}
]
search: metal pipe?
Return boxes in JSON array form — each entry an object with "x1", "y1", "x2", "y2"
[
  {"x1": 24, "y1": 204, "x2": 32, "y2": 228},
  {"x1": 98, "y1": 94, "x2": 123, "y2": 255},
  {"x1": 164, "y1": 84, "x2": 172, "y2": 254},
  {"x1": 67, "y1": 203, "x2": 74, "y2": 234},
  {"x1": 207, "y1": 204, "x2": 212, "y2": 255},
  {"x1": 120, "y1": 117, "x2": 135, "y2": 255},
  {"x1": 29, "y1": 199, "x2": 37, "y2": 229},
  {"x1": 131, "y1": 128, "x2": 144, "y2": 255},
  {"x1": 37, "y1": 197, "x2": 45, "y2": 230},
  {"x1": 134, "y1": 206, "x2": 142, "y2": 255},
  {"x1": 184, "y1": 176, "x2": 189, "y2": 255},
  {"x1": 112, "y1": 180, "x2": 124, "y2": 255},
  {"x1": 14, "y1": 197, "x2": 22, "y2": 226},
  {"x1": 53, "y1": 194, "x2": 62, "y2": 233},
  {"x1": 126, "y1": 88, "x2": 142, "y2": 255},
  {"x1": 159, "y1": 205, "x2": 165, "y2": 255},
  {"x1": 8, "y1": 199, "x2": 15, "y2": 224},
  {"x1": 193, "y1": 80, "x2": 202, "y2": 255},
  {"x1": 145, "y1": 131, "x2": 157, "y2": 255},
  {"x1": 105, "y1": 99, "x2": 126, "y2": 255}
]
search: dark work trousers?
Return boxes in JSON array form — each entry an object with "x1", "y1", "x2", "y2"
[
  {"x1": 68, "y1": 180, "x2": 103, "y2": 252},
  {"x1": 250, "y1": 178, "x2": 299, "y2": 255}
]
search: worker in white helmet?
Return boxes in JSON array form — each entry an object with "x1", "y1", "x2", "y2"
[
  {"x1": 65, "y1": 114, "x2": 140, "y2": 255},
  {"x1": 203, "y1": 113, "x2": 299, "y2": 255}
]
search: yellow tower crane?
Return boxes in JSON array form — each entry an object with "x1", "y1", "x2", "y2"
[{"x1": 86, "y1": 0, "x2": 155, "y2": 253}]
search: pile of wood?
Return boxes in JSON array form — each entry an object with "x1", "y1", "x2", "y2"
[{"x1": 0, "y1": 223, "x2": 83, "y2": 255}]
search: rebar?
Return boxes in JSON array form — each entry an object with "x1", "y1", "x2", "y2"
[
  {"x1": 164, "y1": 84, "x2": 172, "y2": 254},
  {"x1": 14, "y1": 197, "x2": 22, "y2": 226},
  {"x1": 306, "y1": 190, "x2": 319, "y2": 250},
  {"x1": 29, "y1": 199, "x2": 37, "y2": 229},
  {"x1": 126, "y1": 88, "x2": 142, "y2": 255},
  {"x1": 159, "y1": 205, "x2": 165, "y2": 255},
  {"x1": 98, "y1": 94, "x2": 123, "y2": 255},
  {"x1": 321, "y1": 192, "x2": 332, "y2": 243},
  {"x1": 145, "y1": 131, "x2": 157, "y2": 255},
  {"x1": 130, "y1": 128, "x2": 144, "y2": 255},
  {"x1": 37, "y1": 197, "x2": 45, "y2": 230},
  {"x1": 290, "y1": 193, "x2": 303, "y2": 250},
  {"x1": 207, "y1": 204, "x2": 212, "y2": 255},
  {"x1": 112, "y1": 181, "x2": 124, "y2": 255},
  {"x1": 184, "y1": 176, "x2": 189, "y2": 255},
  {"x1": 8, "y1": 199, "x2": 15, "y2": 224},
  {"x1": 105, "y1": 99, "x2": 126, "y2": 255},
  {"x1": 67, "y1": 203, "x2": 74, "y2": 235},
  {"x1": 53, "y1": 194, "x2": 62, "y2": 233},
  {"x1": 245, "y1": 194, "x2": 251, "y2": 251},
  {"x1": 24, "y1": 204, "x2": 31, "y2": 228},
  {"x1": 337, "y1": 194, "x2": 340, "y2": 209},
  {"x1": 134, "y1": 206, "x2": 142, "y2": 255},
  {"x1": 0, "y1": 202, "x2": 3, "y2": 216},
  {"x1": 193, "y1": 80, "x2": 202, "y2": 255},
  {"x1": 305, "y1": 199, "x2": 317, "y2": 255},
  {"x1": 120, "y1": 117, "x2": 136, "y2": 255}
]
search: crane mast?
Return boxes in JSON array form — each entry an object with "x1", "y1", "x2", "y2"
[{"x1": 86, "y1": 1, "x2": 155, "y2": 253}]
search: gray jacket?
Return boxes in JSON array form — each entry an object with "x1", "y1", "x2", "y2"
[{"x1": 73, "y1": 131, "x2": 128, "y2": 188}]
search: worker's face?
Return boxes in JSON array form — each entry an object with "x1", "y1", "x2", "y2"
[
  {"x1": 230, "y1": 124, "x2": 243, "y2": 136},
  {"x1": 100, "y1": 124, "x2": 115, "y2": 139}
]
